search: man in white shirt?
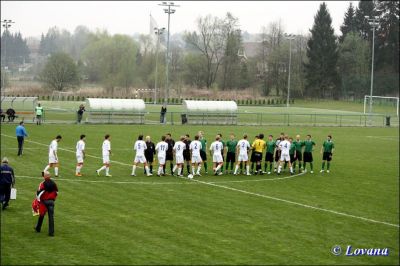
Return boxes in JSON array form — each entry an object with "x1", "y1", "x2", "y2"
[
  {"x1": 277, "y1": 135, "x2": 293, "y2": 175},
  {"x1": 155, "y1": 135, "x2": 169, "y2": 176},
  {"x1": 96, "y1": 134, "x2": 112, "y2": 177},
  {"x1": 172, "y1": 136, "x2": 186, "y2": 177},
  {"x1": 234, "y1": 134, "x2": 251, "y2": 175},
  {"x1": 75, "y1": 134, "x2": 86, "y2": 176},
  {"x1": 43, "y1": 135, "x2": 62, "y2": 177},
  {"x1": 189, "y1": 135, "x2": 202, "y2": 176},
  {"x1": 131, "y1": 135, "x2": 151, "y2": 176},
  {"x1": 210, "y1": 136, "x2": 224, "y2": 175}
]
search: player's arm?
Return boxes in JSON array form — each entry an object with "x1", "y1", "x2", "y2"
[{"x1": 209, "y1": 144, "x2": 213, "y2": 156}]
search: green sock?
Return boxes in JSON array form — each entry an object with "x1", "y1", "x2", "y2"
[
  {"x1": 322, "y1": 162, "x2": 325, "y2": 170},
  {"x1": 264, "y1": 163, "x2": 267, "y2": 172},
  {"x1": 269, "y1": 163, "x2": 272, "y2": 172},
  {"x1": 310, "y1": 162, "x2": 313, "y2": 171},
  {"x1": 327, "y1": 162, "x2": 330, "y2": 170},
  {"x1": 299, "y1": 162, "x2": 302, "y2": 170},
  {"x1": 204, "y1": 162, "x2": 208, "y2": 171}
]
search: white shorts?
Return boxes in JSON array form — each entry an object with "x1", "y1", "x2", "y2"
[
  {"x1": 158, "y1": 156, "x2": 166, "y2": 165},
  {"x1": 175, "y1": 155, "x2": 184, "y2": 164},
  {"x1": 76, "y1": 154, "x2": 84, "y2": 164},
  {"x1": 280, "y1": 153, "x2": 290, "y2": 162},
  {"x1": 237, "y1": 153, "x2": 248, "y2": 162},
  {"x1": 49, "y1": 155, "x2": 58, "y2": 164},
  {"x1": 103, "y1": 155, "x2": 110, "y2": 164},
  {"x1": 213, "y1": 154, "x2": 223, "y2": 163},
  {"x1": 134, "y1": 155, "x2": 147, "y2": 164},
  {"x1": 191, "y1": 155, "x2": 202, "y2": 164}
]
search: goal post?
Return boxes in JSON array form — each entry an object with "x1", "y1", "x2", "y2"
[{"x1": 364, "y1": 95, "x2": 399, "y2": 116}]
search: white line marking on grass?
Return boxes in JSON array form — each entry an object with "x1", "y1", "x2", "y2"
[
  {"x1": 190, "y1": 179, "x2": 400, "y2": 228},
  {"x1": 366, "y1": 136, "x2": 399, "y2": 141},
  {"x1": 208, "y1": 172, "x2": 305, "y2": 184},
  {"x1": 16, "y1": 175, "x2": 197, "y2": 185}
]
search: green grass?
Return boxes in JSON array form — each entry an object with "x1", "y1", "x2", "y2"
[{"x1": 0, "y1": 123, "x2": 399, "y2": 265}]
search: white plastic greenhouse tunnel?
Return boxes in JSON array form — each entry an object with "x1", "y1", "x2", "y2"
[
  {"x1": 182, "y1": 100, "x2": 238, "y2": 125},
  {"x1": 85, "y1": 98, "x2": 146, "y2": 124}
]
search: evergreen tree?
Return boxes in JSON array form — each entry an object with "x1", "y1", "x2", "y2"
[
  {"x1": 304, "y1": 2, "x2": 339, "y2": 98},
  {"x1": 355, "y1": 0, "x2": 376, "y2": 41},
  {"x1": 339, "y1": 2, "x2": 357, "y2": 42}
]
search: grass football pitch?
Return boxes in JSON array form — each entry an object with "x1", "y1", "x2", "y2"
[{"x1": 0, "y1": 123, "x2": 399, "y2": 265}]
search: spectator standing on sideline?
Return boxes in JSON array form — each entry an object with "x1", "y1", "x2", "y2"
[
  {"x1": 34, "y1": 171, "x2": 58, "y2": 237},
  {"x1": 0, "y1": 157, "x2": 15, "y2": 210},
  {"x1": 16, "y1": 121, "x2": 28, "y2": 156},
  {"x1": 77, "y1": 104, "x2": 85, "y2": 124},
  {"x1": 35, "y1": 103, "x2": 44, "y2": 125},
  {"x1": 0, "y1": 109, "x2": 5, "y2": 122},
  {"x1": 160, "y1": 104, "x2": 167, "y2": 124}
]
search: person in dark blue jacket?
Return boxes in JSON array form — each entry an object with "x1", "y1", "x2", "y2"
[
  {"x1": 16, "y1": 121, "x2": 28, "y2": 156},
  {"x1": 0, "y1": 157, "x2": 15, "y2": 210}
]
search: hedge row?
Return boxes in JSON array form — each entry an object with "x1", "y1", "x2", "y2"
[{"x1": 5, "y1": 95, "x2": 294, "y2": 105}]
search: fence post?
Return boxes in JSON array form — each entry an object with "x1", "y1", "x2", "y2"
[
  {"x1": 339, "y1": 115, "x2": 342, "y2": 127},
  {"x1": 171, "y1": 112, "x2": 173, "y2": 125}
]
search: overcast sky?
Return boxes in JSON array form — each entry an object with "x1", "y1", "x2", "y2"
[{"x1": 1, "y1": 1, "x2": 357, "y2": 38}]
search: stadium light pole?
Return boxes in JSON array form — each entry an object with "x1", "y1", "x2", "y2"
[
  {"x1": 159, "y1": 1, "x2": 179, "y2": 105},
  {"x1": 365, "y1": 15, "x2": 379, "y2": 124},
  {"x1": 284, "y1": 34, "x2": 295, "y2": 108},
  {"x1": 1, "y1": 19, "x2": 15, "y2": 90},
  {"x1": 154, "y1": 27, "x2": 165, "y2": 105}
]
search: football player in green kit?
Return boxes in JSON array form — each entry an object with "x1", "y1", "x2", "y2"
[
  {"x1": 320, "y1": 135, "x2": 335, "y2": 173},
  {"x1": 303, "y1": 134, "x2": 316, "y2": 173}
]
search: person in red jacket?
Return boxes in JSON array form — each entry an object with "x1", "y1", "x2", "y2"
[{"x1": 34, "y1": 171, "x2": 58, "y2": 236}]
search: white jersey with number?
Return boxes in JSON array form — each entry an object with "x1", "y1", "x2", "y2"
[
  {"x1": 76, "y1": 140, "x2": 85, "y2": 163},
  {"x1": 102, "y1": 139, "x2": 111, "y2": 164},
  {"x1": 279, "y1": 140, "x2": 291, "y2": 162},
  {"x1": 237, "y1": 139, "x2": 250, "y2": 161},
  {"x1": 133, "y1": 140, "x2": 147, "y2": 163},
  {"x1": 155, "y1": 141, "x2": 169, "y2": 164},
  {"x1": 190, "y1": 140, "x2": 202, "y2": 163},
  {"x1": 210, "y1": 141, "x2": 223, "y2": 163},
  {"x1": 173, "y1": 141, "x2": 186, "y2": 164},
  {"x1": 48, "y1": 140, "x2": 58, "y2": 163}
]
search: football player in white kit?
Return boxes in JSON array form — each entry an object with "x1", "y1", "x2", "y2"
[
  {"x1": 172, "y1": 136, "x2": 186, "y2": 177},
  {"x1": 155, "y1": 135, "x2": 169, "y2": 176},
  {"x1": 96, "y1": 134, "x2": 112, "y2": 177},
  {"x1": 189, "y1": 135, "x2": 202, "y2": 176},
  {"x1": 75, "y1": 134, "x2": 86, "y2": 176},
  {"x1": 234, "y1": 134, "x2": 251, "y2": 175},
  {"x1": 43, "y1": 135, "x2": 62, "y2": 177},
  {"x1": 210, "y1": 136, "x2": 224, "y2": 175},
  {"x1": 277, "y1": 135, "x2": 294, "y2": 175},
  {"x1": 131, "y1": 135, "x2": 151, "y2": 176}
]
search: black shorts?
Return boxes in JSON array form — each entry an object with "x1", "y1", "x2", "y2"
[
  {"x1": 227, "y1": 152, "x2": 235, "y2": 163},
  {"x1": 183, "y1": 152, "x2": 191, "y2": 161},
  {"x1": 303, "y1": 152, "x2": 313, "y2": 162},
  {"x1": 294, "y1": 151, "x2": 303, "y2": 162},
  {"x1": 265, "y1": 152, "x2": 274, "y2": 162},
  {"x1": 274, "y1": 150, "x2": 281, "y2": 162},
  {"x1": 290, "y1": 154, "x2": 295, "y2": 163},
  {"x1": 166, "y1": 153, "x2": 173, "y2": 161},
  {"x1": 253, "y1": 152, "x2": 262, "y2": 162},
  {"x1": 145, "y1": 155, "x2": 154, "y2": 163},
  {"x1": 250, "y1": 152, "x2": 256, "y2": 163},
  {"x1": 200, "y1": 150, "x2": 207, "y2": 161},
  {"x1": 323, "y1": 152, "x2": 332, "y2": 161}
]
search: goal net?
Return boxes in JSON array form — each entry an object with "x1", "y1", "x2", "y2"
[
  {"x1": 51, "y1": 91, "x2": 75, "y2": 101},
  {"x1": 364, "y1": 95, "x2": 399, "y2": 117}
]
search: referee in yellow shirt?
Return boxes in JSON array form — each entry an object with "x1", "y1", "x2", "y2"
[{"x1": 252, "y1": 133, "x2": 266, "y2": 175}]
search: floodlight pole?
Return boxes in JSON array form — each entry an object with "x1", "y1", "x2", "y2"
[
  {"x1": 154, "y1": 27, "x2": 165, "y2": 105},
  {"x1": 1, "y1": 19, "x2": 14, "y2": 90},
  {"x1": 159, "y1": 2, "x2": 179, "y2": 106},
  {"x1": 285, "y1": 34, "x2": 295, "y2": 108},
  {"x1": 365, "y1": 16, "x2": 379, "y2": 124}
]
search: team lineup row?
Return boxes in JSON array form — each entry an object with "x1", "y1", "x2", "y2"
[{"x1": 42, "y1": 131, "x2": 335, "y2": 178}]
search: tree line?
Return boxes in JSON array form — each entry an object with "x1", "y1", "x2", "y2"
[{"x1": 1, "y1": 1, "x2": 398, "y2": 99}]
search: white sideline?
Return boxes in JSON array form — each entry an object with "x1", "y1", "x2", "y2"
[
  {"x1": 366, "y1": 136, "x2": 399, "y2": 141},
  {"x1": 3, "y1": 134, "x2": 399, "y2": 228},
  {"x1": 190, "y1": 178, "x2": 400, "y2": 228}
]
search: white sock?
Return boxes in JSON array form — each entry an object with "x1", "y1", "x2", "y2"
[
  {"x1": 234, "y1": 165, "x2": 239, "y2": 174},
  {"x1": 158, "y1": 166, "x2": 163, "y2": 175},
  {"x1": 106, "y1": 167, "x2": 110, "y2": 175},
  {"x1": 290, "y1": 166, "x2": 293, "y2": 173},
  {"x1": 132, "y1": 165, "x2": 137, "y2": 174},
  {"x1": 76, "y1": 166, "x2": 81, "y2": 174},
  {"x1": 98, "y1": 165, "x2": 106, "y2": 172},
  {"x1": 173, "y1": 165, "x2": 177, "y2": 173},
  {"x1": 215, "y1": 164, "x2": 221, "y2": 172},
  {"x1": 54, "y1": 167, "x2": 59, "y2": 176},
  {"x1": 44, "y1": 165, "x2": 50, "y2": 172},
  {"x1": 145, "y1": 166, "x2": 150, "y2": 175},
  {"x1": 278, "y1": 165, "x2": 282, "y2": 173},
  {"x1": 192, "y1": 166, "x2": 195, "y2": 175},
  {"x1": 178, "y1": 167, "x2": 182, "y2": 176},
  {"x1": 197, "y1": 165, "x2": 201, "y2": 174},
  {"x1": 246, "y1": 165, "x2": 250, "y2": 174}
]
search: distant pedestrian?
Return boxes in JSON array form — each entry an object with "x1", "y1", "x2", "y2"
[
  {"x1": 77, "y1": 104, "x2": 85, "y2": 124},
  {"x1": 34, "y1": 171, "x2": 58, "y2": 237},
  {"x1": 35, "y1": 103, "x2": 44, "y2": 125},
  {"x1": 160, "y1": 104, "x2": 167, "y2": 124},
  {"x1": 0, "y1": 157, "x2": 15, "y2": 210},
  {"x1": 16, "y1": 121, "x2": 28, "y2": 156}
]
